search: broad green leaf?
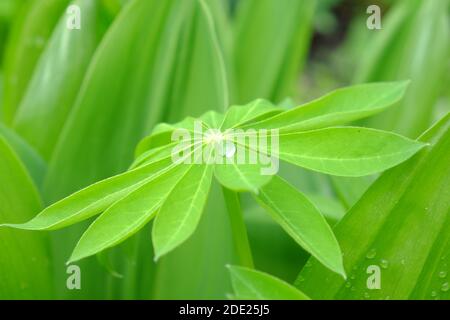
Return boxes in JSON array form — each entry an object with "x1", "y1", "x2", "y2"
[
  {"x1": 3, "y1": 156, "x2": 175, "y2": 230},
  {"x1": 2, "y1": 0, "x2": 70, "y2": 123},
  {"x1": 246, "y1": 82, "x2": 409, "y2": 132},
  {"x1": 295, "y1": 113, "x2": 450, "y2": 300},
  {"x1": 69, "y1": 164, "x2": 189, "y2": 263},
  {"x1": 221, "y1": 99, "x2": 281, "y2": 129},
  {"x1": 355, "y1": 0, "x2": 450, "y2": 137},
  {"x1": 43, "y1": 0, "x2": 176, "y2": 203},
  {"x1": 233, "y1": 0, "x2": 315, "y2": 103},
  {"x1": 153, "y1": 163, "x2": 214, "y2": 259},
  {"x1": 0, "y1": 123, "x2": 46, "y2": 187},
  {"x1": 200, "y1": 110, "x2": 224, "y2": 128},
  {"x1": 0, "y1": 136, "x2": 52, "y2": 299},
  {"x1": 254, "y1": 176, "x2": 345, "y2": 277},
  {"x1": 278, "y1": 127, "x2": 426, "y2": 177},
  {"x1": 228, "y1": 266, "x2": 309, "y2": 300},
  {"x1": 13, "y1": 0, "x2": 107, "y2": 159}
]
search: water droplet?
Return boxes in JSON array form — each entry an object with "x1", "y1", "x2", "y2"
[
  {"x1": 364, "y1": 292, "x2": 370, "y2": 299},
  {"x1": 224, "y1": 141, "x2": 236, "y2": 158},
  {"x1": 305, "y1": 261, "x2": 312, "y2": 268},
  {"x1": 431, "y1": 291, "x2": 437, "y2": 297},
  {"x1": 438, "y1": 271, "x2": 447, "y2": 278},
  {"x1": 441, "y1": 282, "x2": 449, "y2": 292},
  {"x1": 366, "y1": 249, "x2": 377, "y2": 259},
  {"x1": 345, "y1": 281, "x2": 352, "y2": 288},
  {"x1": 400, "y1": 259, "x2": 406, "y2": 265},
  {"x1": 380, "y1": 259, "x2": 389, "y2": 269},
  {"x1": 350, "y1": 274, "x2": 356, "y2": 280},
  {"x1": 297, "y1": 276, "x2": 305, "y2": 283}
]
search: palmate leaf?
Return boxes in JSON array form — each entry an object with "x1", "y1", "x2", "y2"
[
  {"x1": 228, "y1": 266, "x2": 309, "y2": 300},
  {"x1": 2, "y1": 81, "x2": 423, "y2": 277},
  {"x1": 295, "y1": 113, "x2": 450, "y2": 300}
]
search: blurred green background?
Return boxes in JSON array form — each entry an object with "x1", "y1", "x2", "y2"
[{"x1": 0, "y1": 0, "x2": 448, "y2": 299}]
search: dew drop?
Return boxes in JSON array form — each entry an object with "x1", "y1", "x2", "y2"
[
  {"x1": 345, "y1": 281, "x2": 351, "y2": 288},
  {"x1": 380, "y1": 259, "x2": 389, "y2": 269},
  {"x1": 441, "y1": 282, "x2": 449, "y2": 292},
  {"x1": 438, "y1": 271, "x2": 447, "y2": 279},
  {"x1": 366, "y1": 249, "x2": 377, "y2": 259},
  {"x1": 363, "y1": 292, "x2": 370, "y2": 299},
  {"x1": 224, "y1": 141, "x2": 236, "y2": 158},
  {"x1": 431, "y1": 290, "x2": 437, "y2": 297}
]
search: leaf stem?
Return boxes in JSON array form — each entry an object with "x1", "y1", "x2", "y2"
[{"x1": 222, "y1": 187, "x2": 254, "y2": 268}]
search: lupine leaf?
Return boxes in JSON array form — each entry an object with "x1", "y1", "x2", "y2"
[
  {"x1": 228, "y1": 266, "x2": 309, "y2": 300},
  {"x1": 3, "y1": 156, "x2": 176, "y2": 230},
  {"x1": 277, "y1": 127, "x2": 426, "y2": 177},
  {"x1": 254, "y1": 176, "x2": 345, "y2": 277},
  {"x1": 153, "y1": 162, "x2": 214, "y2": 259},
  {"x1": 69, "y1": 164, "x2": 190, "y2": 263},
  {"x1": 247, "y1": 82, "x2": 409, "y2": 132},
  {"x1": 221, "y1": 99, "x2": 281, "y2": 129}
]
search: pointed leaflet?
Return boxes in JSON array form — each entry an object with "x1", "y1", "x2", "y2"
[
  {"x1": 0, "y1": 137, "x2": 52, "y2": 298},
  {"x1": 2, "y1": 156, "x2": 176, "y2": 230},
  {"x1": 296, "y1": 113, "x2": 450, "y2": 299},
  {"x1": 13, "y1": 0, "x2": 108, "y2": 159},
  {"x1": 220, "y1": 99, "x2": 281, "y2": 129},
  {"x1": 245, "y1": 82, "x2": 409, "y2": 132},
  {"x1": 254, "y1": 176, "x2": 345, "y2": 277},
  {"x1": 69, "y1": 164, "x2": 189, "y2": 263},
  {"x1": 153, "y1": 162, "x2": 214, "y2": 260},
  {"x1": 228, "y1": 266, "x2": 309, "y2": 300},
  {"x1": 277, "y1": 127, "x2": 426, "y2": 177}
]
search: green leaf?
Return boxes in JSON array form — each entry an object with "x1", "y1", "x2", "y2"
[
  {"x1": 69, "y1": 164, "x2": 189, "y2": 263},
  {"x1": 0, "y1": 136, "x2": 53, "y2": 298},
  {"x1": 254, "y1": 176, "x2": 345, "y2": 277},
  {"x1": 278, "y1": 127, "x2": 426, "y2": 177},
  {"x1": 3, "y1": 156, "x2": 175, "y2": 230},
  {"x1": 247, "y1": 81, "x2": 410, "y2": 132},
  {"x1": 2, "y1": 0, "x2": 70, "y2": 123},
  {"x1": 228, "y1": 266, "x2": 309, "y2": 300},
  {"x1": 355, "y1": 0, "x2": 450, "y2": 137},
  {"x1": 295, "y1": 113, "x2": 450, "y2": 299},
  {"x1": 0, "y1": 123, "x2": 46, "y2": 187},
  {"x1": 221, "y1": 99, "x2": 281, "y2": 129},
  {"x1": 13, "y1": 0, "x2": 107, "y2": 159},
  {"x1": 233, "y1": 0, "x2": 316, "y2": 103},
  {"x1": 153, "y1": 163, "x2": 214, "y2": 260},
  {"x1": 43, "y1": 0, "x2": 176, "y2": 203}
]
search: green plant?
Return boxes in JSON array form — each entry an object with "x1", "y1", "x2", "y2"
[{"x1": 3, "y1": 81, "x2": 425, "y2": 281}]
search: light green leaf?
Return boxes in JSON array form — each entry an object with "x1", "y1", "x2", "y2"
[
  {"x1": 153, "y1": 163, "x2": 213, "y2": 259},
  {"x1": 69, "y1": 164, "x2": 189, "y2": 263},
  {"x1": 233, "y1": 0, "x2": 315, "y2": 103},
  {"x1": 200, "y1": 110, "x2": 224, "y2": 128},
  {"x1": 278, "y1": 127, "x2": 426, "y2": 177},
  {"x1": 2, "y1": 0, "x2": 70, "y2": 123},
  {"x1": 3, "y1": 156, "x2": 175, "y2": 230},
  {"x1": 221, "y1": 99, "x2": 281, "y2": 129},
  {"x1": 295, "y1": 113, "x2": 450, "y2": 299},
  {"x1": 13, "y1": 0, "x2": 107, "y2": 159},
  {"x1": 247, "y1": 82, "x2": 409, "y2": 132},
  {"x1": 214, "y1": 142, "x2": 273, "y2": 193},
  {"x1": 228, "y1": 266, "x2": 309, "y2": 300},
  {"x1": 0, "y1": 136, "x2": 52, "y2": 299},
  {"x1": 254, "y1": 176, "x2": 345, "y2": 277}
]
